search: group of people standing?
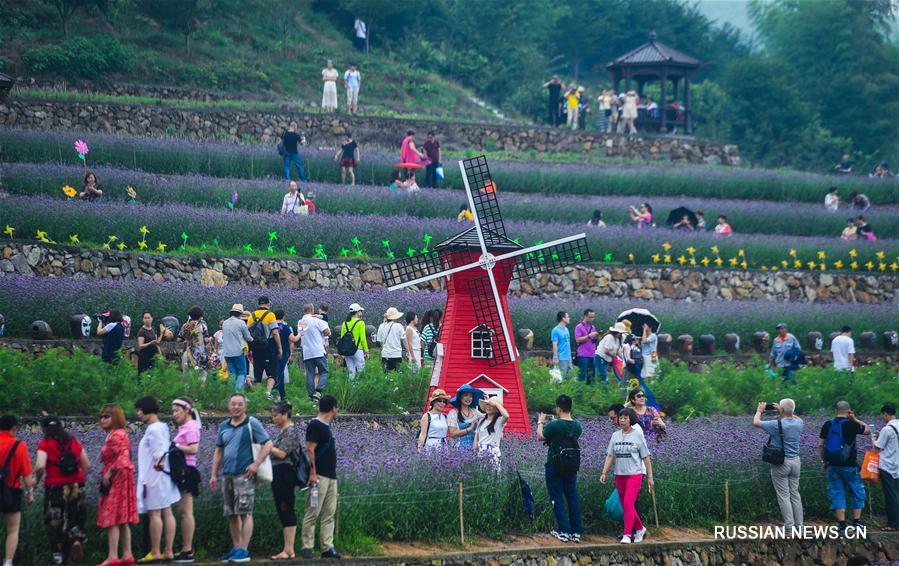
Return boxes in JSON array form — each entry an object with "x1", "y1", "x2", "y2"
[
  {"x1": 374, "y1": 307, "x2": 441, "y2": 373},
  {"x1": 0, "y1": 394, "x2": 343, "y2": 564},
  {"x1": 320, "y1": 61, "x2": 362, "y2": 115},
  {"x1": 552, "y1": 309, "x2": 659, "y2": 386}
]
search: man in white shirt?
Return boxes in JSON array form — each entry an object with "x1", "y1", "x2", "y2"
[
  {"x1": 595, "y1": 322, "x2": 626, "y2": 384},
  {"x1": 876, "y1": 403, "x2": 899, "y2": 530},
  {"x1": 292, "y1": 303, "x2": 331, "y2": 402},
  {"x1": 831, "y1": 325, "x2": 856, "y2": 372},
  {"x1": 353, "y1": 18, "x2": 366, "y2": 52},
  {"x1": 344, "y1": 64, "x2": 362, "y2": 115},
  {"x1": 280, "y1": 180, "x2": 307, "y2": 216},
  {"x1": 376, "y1": 307, "x2": 405, "y2": 372}
]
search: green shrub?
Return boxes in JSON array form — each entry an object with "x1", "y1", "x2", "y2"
[{"x1": 22, "y1": 36, "x2": 135, "y2": 80}]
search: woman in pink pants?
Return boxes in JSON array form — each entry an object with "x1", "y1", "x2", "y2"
[{"x1": 600, "y1": 407, "x2": 654, "y2": 544}]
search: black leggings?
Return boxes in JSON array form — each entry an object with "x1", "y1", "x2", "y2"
[{"x1": 271, "y1": 464, "x2": 297, "y2": 527}]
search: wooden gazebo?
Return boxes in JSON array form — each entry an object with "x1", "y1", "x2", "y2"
[{"x1": 606, "y1": 32, "x2": 701, "y2": 135}]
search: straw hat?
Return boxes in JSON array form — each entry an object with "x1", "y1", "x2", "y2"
[
  {"x1": 478, "y1": 395, "x2": 504, "y2": 413},
  {"x1": 384, "y1": 307, "x2": 404, "y2": 320},
  {"x1": 609, "y1": 322, "x2": 628, "y2": 333},
  {"x1": 230, "y1": 303, "x2": 244, "y2": 314},
  {"x1": 429, "y1": 388, "x2": 450, "y2": 406}
]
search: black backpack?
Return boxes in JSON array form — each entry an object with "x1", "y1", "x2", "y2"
[
  {"x1": 336, "y1": 320, "x2": 362, "y2": 357},
  {"x1": 296, "y1": 433, "x2": 333, "y2": 490},
  {"x1": 0, "y1": 441, "x2": 22, "y2": 509},
  {"x1": 58, "y1": 439, "x2": 79, "y2": 476},
  {"x1": 248, "y1": 310, "x2": 273, "y2": 348},
  {"x1": 166, "y1": 442, "x2": 191, "y2": 490},
  {"x1": 552, "y1": 425, "x2": 581, "y2": 476}
]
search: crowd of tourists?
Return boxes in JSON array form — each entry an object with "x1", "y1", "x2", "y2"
[{"x1": 0, "y1": 394, "x2": 341, "y2": 565}]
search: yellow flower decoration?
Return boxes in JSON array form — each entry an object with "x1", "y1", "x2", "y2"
[
  {"x1": 738, "y1": 249, "x2": 745, "y2": 257},
  {"x1": 677, "y1": 255, "x2": 687, "y2": 265},
  {"x1": 69, "y1": 234, "x2": 80, "y2": 244},
  {"x1": 3, "y1": 225, "x2": 14, "y2": 237},
  {"x1": 849, "y1": 249, "x2": 858, "y2": 258},
  {"x1": 819, "y1": 263, "x2": 826, "y2": 271},
  {"x1": 850, "y1": 261, "x2": 858, "y2": 270},
  {"x1": 865, "y1": 261, "x2": 874, "y2": 270},
  {"x1": 101, "y1": 243, "x2": 110, "y2": 250},
  {"x1": 663, "y1": 254, "x2": 671, "y2": 263},
  {"x1": 651, "y1": 253, "x2": 661, "y2": 263},
  {"x1": 891, "y1": 262, "x2": 899, "y2": 271},
  {"x1": 701, "y1": 257, "x2": 710, "y2": 267},
  {"x1": 138, "y1": 241, "x2": 148, "y2": 250},
  {"x1": 714, "y1": 257, "x2": 723, "y2": 267},
  {"x1": 879, "y1": 263, "x2": 887, "y2": 272},
  {"x1": 793, "y1": 260, "x2": 802, "y2": 268},
  {"x1": 662, "y1": 242, "x2": 672, "y2": 251},
  {"x1": 729, "y1": 257, "x2": 738, "y2": 267},
  {"x1": 689, "y1": 257, "x2": 697, "y2": 266},
  {"x1": 108, "y1": 235, "x2": 118, "y2": 242},
  {"x1": 157, "y1": 242, "x2": 167, "y2": 252},
  {"x1": 817, "y1": 250, "x2": 826, "y2": 260},
  {"x1": 781, "y1": 260, "x2": 789, "y2": 268},
  {"x1": 139, "y1": 226, "x2": 150, "y2": 236},
  {"x1": 807, "y1": 261, "x2": 816, "y2": 269},
  {"x1": 834, "y1": 260, "x2": 844, "y2": 269},
  {"x1": 789, "y1": 249, "x2": 797, "y2": 257},
  {"x1": 686, "y1": 246, "x2": 696, "y2": 255},
  {"x1": 876, "y1": 250, "x2": 885, "y2": 260},
  {"x1": 36, "y1": 229, "x2": 48, "y2": 240},
  {"x1": 117, "y1": 242, "x2": 127, "y2": 251},
  {"x1": 710, "y1": 245, "x2": 719, "y2": 255},
  {"x1": 740, "y1": 260, "x2": 748, "y2": 269},
  {"x1": 62, "y1": 185, "x2": 77, "y2": 198}
]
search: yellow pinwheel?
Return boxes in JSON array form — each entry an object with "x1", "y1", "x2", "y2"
[
  {"x1": 788, "y1": 249, "x2": 797, "y2": 257},
  {"x1": 686, "y1": 246, "x2": 696, "y2": 256},
  {"x1": 891, "y1": 262, "x2": 899, "y2": 272},
  {"x1": 817, "y1": 250, "x2": 826, "y2": 260},
  {"x1": 663, "y1": 254, "x2": 671, "y2": 264},
  {"x1": 807, "y1": 261, "x2": 816, "y2": 269},
  {"x1": 850, "y1": 261, "x2": 859, "y2": 270},
  {"x1": 849, "y1": 249, "x2": 858, "y2": 258},
  {"x1": 36, "y1": 229, "x2": 48, "y2": 240},
  {"x1": 662, "y1": 242, "x2": 672, "y2": 251},
  {"x1": 737, "y1": 249, "x2": 745, "y2": 257},
  {"x1": 729, "y1": 257, "x2": 738, "y2": 267},
  {"x1": 117, "y1": 242, "x2": 127, "y2": 251},
  {"x1": 865, "y1": 261, "x2": 874, "y2": 270},
  {"x1": 69, "y1": 234, "x2": 80, "y2": 244},
  {"x1": 740, "y1": 260, "x2": 748, "y2": 269},
  {"x1": 701, "y1": 257, "x2": 710, "y2": 267},
  {"x1": 62, "y1": 185, "x2": 77, "y2": 198},
  {"x1": 710, "y1": 245, "x2": 719, "y2": 255},
  {"x1": 689, "y1": 257, "x2": 697, "y2": 266},
  {"x1": 139, "y1": 226, "x2": 150, "y2": 236},
  {"x1": 677, "y1": 255, "x2": 687, "y2": 265},
  {"x1": 157, "y1": 242, "x2": 167, "y2": 252},
  {"x1": 793, "y1": 260, "x2": 802, "y2": 268},
  {"x1": 781, "y1": 260, "x2": 789, "y2": 268},
  {"x1": 876, "y1": 250, "x2": 886, "y2": 260},
  {"x1": 714, "y1": 257, "x2": 723, "y2": 267},
  {"x1": 879, "y1": 263, "x2": 887, "y2": 272},
  {"x1": 651, "y1": 253, "x2": 661, "y2": 263},
  {"x1": 138, "y1": 240, "x2": 148, "y2": 250},
  {"x1": 627, "y1": 252, "x2": 634, "y2": 263},
  {"x1": 101, "y1": 243, "x2": 110, "y2": 250},
  {"x1": 3, "y1": 225, "x2": 14, "y2": 237},
  {"x1": 834, "y1": 260, "x2": 844, "y2": 269}
]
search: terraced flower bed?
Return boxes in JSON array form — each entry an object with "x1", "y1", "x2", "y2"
[
  {"x1": 3, "y1": 128, "x2": 896, "y2": 203},
  {"x1": 6, "y1": 163, "x2": 899, "y2": 239},
  {"x1": 2, "y1": 276, "x2": 897, "y2": 347},
  {"x1": 3, "y1": 193, "x2": 897, "y2": 272}
]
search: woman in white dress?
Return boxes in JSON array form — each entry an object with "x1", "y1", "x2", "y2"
[
  {"x1": 404, "y1": 311, "x2": 422, "y2": 371},
  {"x1": 322, "y1": 60, "x2": 339, "y2": 113},
  {"x1": 134, "y1": 396, "x2": 181, "y2": 562},
  {"x1": 473, "y1": 396, "x2": 510, "y2": 469},
  {"x1": 418, "y1": 389, "x2": 450, "y2": 451},
  {"x1": 621, "y1": 90, "x2": 639, "y2": 135}
]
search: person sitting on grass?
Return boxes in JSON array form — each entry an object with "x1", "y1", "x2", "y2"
[
  {"x1": 840, "y1": 218, "x2": 858, "y2": 241},
  {"x1": 855, "y1": 216, "x2": 876, "y2": 241},
  {"x1": 587, "y1": 209, "x2": 606, "y2": 228},
  {"x1": 714, "y1": 214, "x2": 732, "y2": 236},
  {"x1": 672, "y1": 214, "x2": 694, "y2": 232}
]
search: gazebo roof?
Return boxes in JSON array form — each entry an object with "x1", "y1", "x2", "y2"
[{"x1": 607, "y1": 32, "x2": 701, "y2": 69}]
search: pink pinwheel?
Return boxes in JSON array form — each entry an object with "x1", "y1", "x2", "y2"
[{"x1": 74, "y1": 139, "x2": 89, "y2": 158}]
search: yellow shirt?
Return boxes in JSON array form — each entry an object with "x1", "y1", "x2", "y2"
[{"x1": 566, "y1": 92, "x2": 580, "y2": 109}]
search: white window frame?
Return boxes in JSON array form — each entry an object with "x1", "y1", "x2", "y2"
[{"x1": 470, "y1": 325, "x2": 494, "y2": 359}]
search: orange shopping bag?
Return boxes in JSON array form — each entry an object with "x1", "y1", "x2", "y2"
[{"x1": 861, "y1": 450, "x2": 880, "y2": 483}]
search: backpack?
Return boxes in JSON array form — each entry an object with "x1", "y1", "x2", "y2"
[
  {"x1": 337, "y1": 320, "x2": 362, "y2": 357},
  {"x1": 824, "y1": 418, "x2": 853, "y2": 465},
  {"x1": 295, "y1": 429, "x2": 334, "y2": 490},
  {"x1": 425, "y1": 324, "x2": 440, "y2": 358},
  {"x1": 248, "y1": 310, "x2": 273, "y2": 348},
  {"x1": 0, "y1": 441, "x2": 22, "y2": 509},
  {"x1": 277, "y1": 140, "x2": 286, "y2": 157},
  {"x1": 552, "y1": 424, "x2": 581, "y2": 476},
  {"x1": 166, "y1": 442, "x2": 191, "y2": 490},
  {"x1": 58, "y1": 439, "x2": 79, "y2": 477}
]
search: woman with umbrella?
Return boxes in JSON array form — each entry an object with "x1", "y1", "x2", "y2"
[
  {"x1": 400, "y1": 129, "x2": 425, "y2": 164},
  {"x1": 448, "y1": 384, "x2": 484, "y2": 449},
  {"x1": 618, "y1": 309, "x2": 660, "y2": 379}
]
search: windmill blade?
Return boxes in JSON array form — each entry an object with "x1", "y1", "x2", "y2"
[
  {"x1": 460, "y1": 156, "x2": 506, "y2": 238},
  {"x1": 467, "y1": 274, "x2": 514, "y2": 366},
  {"x1": 489, "y1": 234, "x2": 592, "y2": 279},
  {"x1": 381, "y1": 248, "x2": 480, "y2": 291}
]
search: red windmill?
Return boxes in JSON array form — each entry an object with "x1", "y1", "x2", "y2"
[{"x1": 381, "y1": 157, "x2": 590, "y2": 435}]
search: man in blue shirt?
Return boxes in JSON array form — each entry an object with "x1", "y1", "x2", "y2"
[
  {"x1": 210, "y1": 393, "x2": 272, "y2": 562},
  {"x1": 551, "y1": 311, "x2": 572, "y2": 380},
  {"x1": 768, "y1": 322, "x2": 802, "y2": 383}
]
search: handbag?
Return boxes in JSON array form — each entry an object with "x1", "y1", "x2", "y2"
[
  {"x1": 861, "y1": 450, "x2": 880, "y2": 483},
  {"x1": 247, "y1": 417, "x2": 273, "y2": 483},
  {"x1": 435, "y1": 164, "x2": 445, "y2": 180},
  {"x1": 603, "y1": 488, "x2": 624, "y2": 521},
  {"x1": 762, "y1": 419, "x2": 786, "y2": 465}
]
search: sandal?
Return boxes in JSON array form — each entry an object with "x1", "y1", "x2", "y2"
[{"x1": 270, "y1": 552, "x2": 295, "y2": 560}]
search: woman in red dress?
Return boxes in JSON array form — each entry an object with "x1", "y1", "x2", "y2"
[{"x1": 96, "y1": 404, "x2": 138, "y2": 566}]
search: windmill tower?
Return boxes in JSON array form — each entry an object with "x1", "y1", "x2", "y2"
[{"x1": 381, "y1": 157, "x2": 590, "y2": 435}]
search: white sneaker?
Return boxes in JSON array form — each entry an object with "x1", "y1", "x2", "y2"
[
  {"x1": 620, "y1": 535, "x2": 632, "y2": 544},
  {"x1": 550, "y1": 530, "x2": 569, "y2": 542},
  {"x1": 634, "y1": 527, "x2": 646, "y2": 542}
]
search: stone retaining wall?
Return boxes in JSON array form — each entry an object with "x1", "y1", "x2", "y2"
[
  {"x1": 2, "y1": 242, "x2": 896, "y2": 304},
  {"x1": 1, "y1": 98, "x2": 740, "y2": 164}
]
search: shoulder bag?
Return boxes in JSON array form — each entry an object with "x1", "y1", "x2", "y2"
[
  {"x1": 247, "y1": 417, "x2": 273, "y2": 483},
  {"x1": 762, "y1": 419, "x2": 785, "y2": 465}
]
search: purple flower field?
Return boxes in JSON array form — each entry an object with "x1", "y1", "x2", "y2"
[{"x1": 1, "y1": 275, "x2": 896, "y2": 346}]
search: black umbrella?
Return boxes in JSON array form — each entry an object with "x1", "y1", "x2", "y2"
[
  {"x1": 617, "y1": 308, "x2": 661, "y2": 334},
  {"x1": 666, "y1": 206, "x2": 698, "y2": 229}
]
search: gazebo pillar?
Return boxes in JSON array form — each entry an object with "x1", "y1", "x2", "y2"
[
  {"x1": 684, "y1": 75, "x2": 692, "y2": 135},
  {"x1": 659, "y1": 70, "x2": 667, "y2": 134}
]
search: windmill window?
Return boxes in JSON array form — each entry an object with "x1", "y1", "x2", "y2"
[{"x1": 471, "y1": 329, "x2": 493, "y2": 359}]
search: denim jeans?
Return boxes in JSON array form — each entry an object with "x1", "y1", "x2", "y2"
[
  {"x1": 283, "y1": 153, "x2": 307, "y2": 181},
  {"x1": 545, "y1": 462, "x2": 582, "y2": 535},
  {"x1": 594, "y1": 355, "x2": 609, "y2": 384},
  {"x1": 275, "y1": 355, "x2": 290, "y2": 400},
  {"x1": 225, "y1": 355, "x2": 248, "y2": 391},
  {"x1": 576, "y1": 356, "x2": 594, "y2": 384},
  {"x1": 826, "y1": 466, "x2": 866, "y2": 511},
  {"x1": 424, "y1": 162, "x2": 438, "y2": 187},
  {"x1": 303, "y1": 356, "x2": 329, "y2": 398}
]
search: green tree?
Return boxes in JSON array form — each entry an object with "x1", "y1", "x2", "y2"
[
  {"x1": 45, "y1": 0, "x2": 110, "y2": 36},
  {"x1": 136, "y1": 0, "x2": 205, "y2": 56}
]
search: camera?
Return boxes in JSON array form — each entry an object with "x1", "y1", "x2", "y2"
[
  {"x1": 765, "y1": 402, "x2": 776, "y2": 411},
  {"x1": 94, "y1": 312, "x2": 107, "y2": 322}
]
